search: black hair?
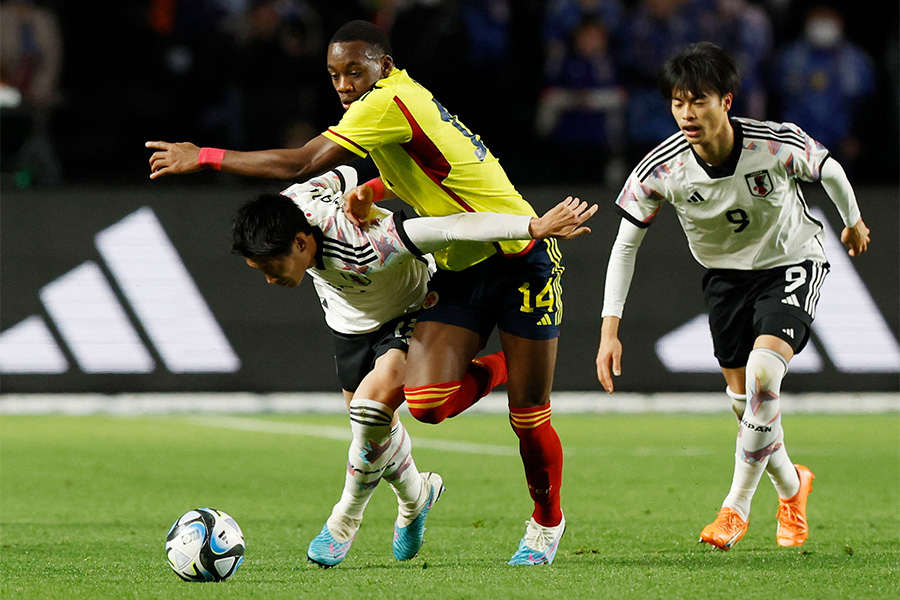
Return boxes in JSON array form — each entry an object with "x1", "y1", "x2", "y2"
[
  {"x1": 329, "y1": 19, "x2": 392, "y2": 56},
  {"x1": 657, "y1": 42, "x2": 740, "y2": 100},
  {"x1": 231, "y1": 193, "x2": 314, "y2": 258}
]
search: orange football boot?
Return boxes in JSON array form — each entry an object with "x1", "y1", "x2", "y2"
[
  {"x1": 699, "y1": 507, "x2": 749, "y2": 550},
  {"x1": 776, "y1": 464, "x2": 815, "y2": 547}
]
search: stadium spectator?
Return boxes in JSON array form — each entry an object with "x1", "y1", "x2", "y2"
[
  {"x1": 371, "y1": 0, "x2": 466, "y2": 111},
  {"x1": 542, "y1": 0, "x2": 626, "y2": 70},
  {"x1": 618, "y1": 0, "x2": 699, "y2": 160},
  {"x1": 235, "y1": 0, "x2": 325, "y2": 149},
  {"x1": 536, "y1": 16, "x2": 627, "y2": 183},
  {"x1": 772, "y1": 4, "x2": 876, "y2": 173},
  {"x1": 696, "y1": 0, "x2": 774, "y2": 119},
  {"x1": 595, "y1": 42, "x2": 870, "y2": 551},
  {"x1": 0, "y1": 0, "x2": 63, "y2": 185}
]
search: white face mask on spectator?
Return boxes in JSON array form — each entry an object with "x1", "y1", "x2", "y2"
[{"x1": 805, "y1": 17, "x2": 842, "y2": 49}]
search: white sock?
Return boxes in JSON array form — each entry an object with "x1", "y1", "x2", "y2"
[
  {"x1": 382, "y1": 419, "x2": 427, "y2": 526},
  {"x1": 327, "y1": 399, "x2": 395, "y2": 541},
  {"x1": 729, "y1": 386, "x2": 799, "y2": 499},
  {"x1": 765, "y1": 426, "x2": 801, "y2": 499},
  {"x1": 722, "y1": 349, "x2": 788, "y2": 520},
  {"x1": 726, "y1": 386, "x2": 746, "y2": 422}
]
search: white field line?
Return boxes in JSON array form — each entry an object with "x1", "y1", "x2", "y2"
[
  {"x1": 1, "y1": 391, "x2": 897, "y2": 415},
  {"x1": 185, "y1": 415, "x2": 518, "y2": 456}
]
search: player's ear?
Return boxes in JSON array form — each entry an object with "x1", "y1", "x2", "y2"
[
  {"x1": 722, "y1": 92, "x2": 733, "y2": 112},
  {"x1": 381, "y1": 54, "x2": 393, "y2": 76},
  {"x1": 295, "y1": 232, "x2": 307, "y2": 252}
]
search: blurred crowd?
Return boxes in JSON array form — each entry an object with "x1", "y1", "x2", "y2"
[{"x1": 1, "y1": 0, "x2": 897, "y2": 187}]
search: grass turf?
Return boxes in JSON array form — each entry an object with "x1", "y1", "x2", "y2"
[{"x1": 1, "y1": 412, "x2": 897, "y2": 599}]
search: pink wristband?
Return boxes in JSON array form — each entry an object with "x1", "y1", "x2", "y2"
[
  {"x1": 198, "y1": 147, "x2": 226, "y2": 171},
  {"x1": 364, "y1": 177, "x2": 386, "y2": 202}
]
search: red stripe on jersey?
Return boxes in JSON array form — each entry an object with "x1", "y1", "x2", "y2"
[
  {"x1": 392, "y1": 96, "x2": 475, "y2": 213},
  {"x1": 326, "y1": 128, "x2": 368, "y2": 155},
  {"x1": 499, "y1": 239, "x2": 535, "y2": 257}
]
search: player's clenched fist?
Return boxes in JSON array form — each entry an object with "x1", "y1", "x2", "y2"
[{"x1": 146, "y1": 141, "x2": 203, "y2": 179}]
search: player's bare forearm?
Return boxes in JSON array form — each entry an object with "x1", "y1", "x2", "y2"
[
  {"x1": 596, "y1": 316, "x2": 623, "y2": 393},
  {"x1": 841, "y1": 217, "x2": 870, "y2": 257},
  {"x1": 146, "y1": 136, "x2": 354, "y2": 181},
  {"x1": 343, "y1": 182, "x2": 397, "y2": 226},
  {"x1": 529, "y1": 196, "x2": 598, "y2": 239}
]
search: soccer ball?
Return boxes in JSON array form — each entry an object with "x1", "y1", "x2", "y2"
[{"x1": 165, "y1": 508, "x2": 245, "y2": 582}]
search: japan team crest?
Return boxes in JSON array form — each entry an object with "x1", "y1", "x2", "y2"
[{"x1": 745, "y1": 170, "x2": 773, "y2": 197}]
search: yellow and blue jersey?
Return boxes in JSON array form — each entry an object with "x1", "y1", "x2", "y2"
[{"x1": 322, "y1": 68, "x2": 536, "y2": 271}]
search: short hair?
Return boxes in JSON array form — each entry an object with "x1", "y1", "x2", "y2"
[
  {"x1": 657, "y1": 42, "x2": 740, "y2": 100},
  {"x1": 232, "y1": 193, "x2": 314, "y2": 258},
  {"x1": 329, "y1": 19, "x2": 392, "y2": 56}
]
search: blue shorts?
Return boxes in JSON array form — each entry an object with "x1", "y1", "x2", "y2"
[{"x1": 416, "y1": 239, "x2": 564, "y2": 340}]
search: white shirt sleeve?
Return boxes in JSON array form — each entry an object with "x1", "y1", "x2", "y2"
[
  {"x1": 402, "y1": 213, "x2": 533, "y2": 255},
  {"x1": 820, "y1": 157, "x2": 861, "y2": 227},
  {"x1": 601, "y1": 218, "x2": 648, "y2": 319}
]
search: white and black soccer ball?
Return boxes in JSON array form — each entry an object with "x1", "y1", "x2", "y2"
[{"x1": 165, "y1": 508, "x2": 245, "y2": 582}]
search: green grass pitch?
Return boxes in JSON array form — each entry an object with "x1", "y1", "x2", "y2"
[{"x1": 1, "y1": 412, "x2": 898, "y2": 599}]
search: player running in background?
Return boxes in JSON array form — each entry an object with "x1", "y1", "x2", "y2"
[
  {"x1": 595, "y1": 42, "x2": 870, "y2": 551},
  {"x1": 149, "y1": 20, "x2": 576, "y2": 565}
]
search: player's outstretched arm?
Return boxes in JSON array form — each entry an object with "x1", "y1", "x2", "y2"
[
  {"x1": 529, "y1": 196, "x2": 598, "y2": 239},
  {"x1": 841, "y1": 217, "x2": 870, "y2": 257},
  {"x1": 596, "y1": 316, "x2": 623, "y2": 394},
  {"x1": 145, "y1": 136, "x2": 356, "y2": 181}
]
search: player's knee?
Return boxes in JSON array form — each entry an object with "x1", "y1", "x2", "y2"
[
  {"x1": 744, "y1": 348, "x2": 788, "y2": 421},
  {"x1": 407, "y1": 404, "x2": 445, "y2": 425},
  {"x1": 745, "y1": 348, "x2": 787, "y2": 394},
  {"x1": 404, "y1": 382, "x2": 459, "y2": 425}
]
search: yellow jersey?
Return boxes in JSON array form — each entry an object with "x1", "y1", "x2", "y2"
[{"x1": 322, "y1": 68, "x2": 536, "y2": 271}]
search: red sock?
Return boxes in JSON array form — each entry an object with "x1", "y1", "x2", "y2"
[
  {"x1": 405, "y1": 352, "x2": 507, "y2": 424},
  {"x1": 471, "y1": 351, "x2": 507, "y2": 396},
  {"x1": 405, "y1": 381, "x2": 461, "y2": 424},
  {"x1": 509, "y1": 404, "x2": 563, "y2": 527}
]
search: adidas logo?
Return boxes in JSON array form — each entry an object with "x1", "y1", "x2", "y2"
[
  {"x1": 781, "y1": 294, "x2": 800, "y2": 307},
  {"x1": 688, "y1": 191, "x2": 706, "y2": 204},
  {"x1": 782, "y1": 328, "x2": 795, "y2": 339},
  {"x1": 0, "y1": 208, "x2": 241, "y2": 374}
]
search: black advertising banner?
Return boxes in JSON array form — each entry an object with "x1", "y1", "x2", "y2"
[{"x1": 1, "y1": 184, "x2": 897, "y2": 393}]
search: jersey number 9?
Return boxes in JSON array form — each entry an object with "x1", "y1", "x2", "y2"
[{"x1": 726, "y1": 208, "x2": 750, "y2": 233}]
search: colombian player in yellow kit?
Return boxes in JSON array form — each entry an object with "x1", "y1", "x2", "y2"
[{"x1": 147, "y1": 20, "x2": 568, "y2": 565}]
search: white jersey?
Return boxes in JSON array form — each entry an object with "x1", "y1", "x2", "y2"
[
  {"x1": 280, "y1": 170, "x2": 432, "y2": 335},
  {"x1": 615, "y1": 117, "x2": 831, "y2": 270}
]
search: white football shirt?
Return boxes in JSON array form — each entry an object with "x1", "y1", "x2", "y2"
[
  {"x1": 281, "y1": 177, "x2": 432, "y2": 335},
  {"x1": 615, "y1": 118, "x2": 832, "y2": 270}
]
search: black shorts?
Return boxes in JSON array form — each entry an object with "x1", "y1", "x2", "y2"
[
  {"x1": 331, "y1": 312, "x2": 418, "y2": 392},
  {"x1": 702, "y1": 260, "x2": 829, "y2": 369},
  {"x1": 415, "y1": 239, "x2": 564, "y2": 340}
]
